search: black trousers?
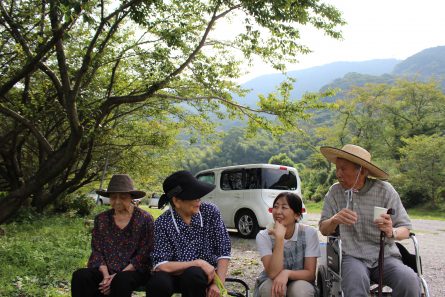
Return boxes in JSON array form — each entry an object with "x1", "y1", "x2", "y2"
[
  {"x1": 71, "y1": 267, "x2": 147, "y2": 297},
  {"x1": 146, "y1": 266, "x2": 208, "y2": 297}
]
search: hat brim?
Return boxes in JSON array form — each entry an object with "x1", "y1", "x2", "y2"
[
  {"x1": 176, "y1": 180, "x2": 215, "y2": 200},
  {"x1": 96, "y1": 190, "x2": 146, "y2": 199},
  {"x1": 320, "y1": 146, "x2": 389, "y2": 179}
]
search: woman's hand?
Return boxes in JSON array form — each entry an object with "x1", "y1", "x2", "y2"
[
  {"x1": 99, "y1": 273, "x2": 115, "y2": 295},
  {"x1": 269, "y1": 221, "x2": 286, "y2": 240},
  {"x1": 98, "y1": 265, "x2": 111, "y2": 295},
  {"x1": 207, "y1": 283, "x2": 220, "y2": 297},
  {"x1": 271, "y1": 270, "x2": 290, "y2": 297}
]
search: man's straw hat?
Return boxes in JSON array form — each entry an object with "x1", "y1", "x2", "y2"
[{"x1": 320, "y1": 144, "x2": 388, "y2": 179}]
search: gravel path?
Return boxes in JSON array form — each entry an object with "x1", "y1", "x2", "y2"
[{"x1": 228, "y1": 214, "x2": 445, "y2": 296}]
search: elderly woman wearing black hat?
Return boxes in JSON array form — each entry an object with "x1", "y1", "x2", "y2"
[
  {"x1": 71, "y1": 174, "x2": 154, "y2": 297},
  {"x1": 146, "y1": 170, "x2": 231, "y2": 297}
]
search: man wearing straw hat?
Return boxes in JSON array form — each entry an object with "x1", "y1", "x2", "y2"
[{"x1": 318, "y1": 144, "x2": 421, "y2": 297}]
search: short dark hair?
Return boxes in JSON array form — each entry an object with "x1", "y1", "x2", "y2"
[{"x1": 273, "y1": 192, "x2": 303, "y2": 217}]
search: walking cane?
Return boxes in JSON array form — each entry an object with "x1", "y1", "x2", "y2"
[{"x1": 378, "y1": 208, "x2": 395, "y2": 297}]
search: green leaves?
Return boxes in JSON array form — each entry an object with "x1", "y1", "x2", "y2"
[
  {"x1": 0, "y1": 0, "x2": 345, "y2": 222},
  {"x1": 397, "y1": 134, "x2": 445, "y2": 207}
]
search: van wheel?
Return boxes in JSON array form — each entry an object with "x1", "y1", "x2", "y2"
[{"x1": 235, "y1": 210, "x2": 259, "y2": 238}]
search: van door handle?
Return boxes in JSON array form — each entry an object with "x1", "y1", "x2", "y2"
[{"x1": 234, "y1": 194, "x2": 242, "y2": 199}]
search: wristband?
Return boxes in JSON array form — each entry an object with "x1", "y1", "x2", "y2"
[{"x1": 391, "y1": 228, "x2": 397, "y2": 239}]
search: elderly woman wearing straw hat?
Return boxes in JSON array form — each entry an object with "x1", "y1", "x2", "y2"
[
  {"x1": 146, "y1": 170, "x2": 231, "y2": 297},
  {"x1": 318, "y1": 144, "x2": 421, "y2": 297},
  {"x1": 71, "y1": 174, "x2": 154, "y2": 297}
]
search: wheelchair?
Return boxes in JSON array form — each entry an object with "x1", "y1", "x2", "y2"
[
  {"x1": 225, "y1": 277, "x2": 250, "y2": 297},
  {"x1": 316, "y1": 233, "x2": 430, "y2": 297}
]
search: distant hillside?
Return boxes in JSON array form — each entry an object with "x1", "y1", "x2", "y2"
[
  {"x1": 393, "y1": 46, "x2": 445, "y2": 87},
  {"x1": 318, "y1": 46, "x2": 445, "y2": 100},
  {"x1": 320, "y1": 72, "x2": 395, "y2": 102},
  {"x1": 239, "y1": 59, "x2": 399, "y2": 107}
]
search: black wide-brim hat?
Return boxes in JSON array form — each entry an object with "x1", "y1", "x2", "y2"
[
  {"x1": 96, "y1": 174, "x2": 145, "y2": 199},
  {"x1": 158, "y1": 170, "x2": 215, "y2": 208}
]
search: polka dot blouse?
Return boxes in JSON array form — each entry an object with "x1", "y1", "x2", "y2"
[{"x1": 151, "y1": 202, "x2": 231, "y2": 269}]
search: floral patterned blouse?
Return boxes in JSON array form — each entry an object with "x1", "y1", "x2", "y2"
[{"x1": 87, "y1": 207, "x2": 154, "y2": 274}]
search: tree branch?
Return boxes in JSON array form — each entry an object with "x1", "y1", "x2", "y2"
[
  {"x1": 0, "y1": 102, "x2": 54, "y2": 154},
  {"x1": 102, "y1": 3, "x2": 236, "y2": 110},
  {"x1": 0, "y1": 14, "x2": 69, "y2": 97}
]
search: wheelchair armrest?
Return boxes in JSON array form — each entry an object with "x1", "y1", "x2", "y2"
[
  {"x1": 395, "y1": 233, "x2": 423, "y2": 275},
  {"x1": 409, "y1": 233, "x2": 423, "y2": 276}
]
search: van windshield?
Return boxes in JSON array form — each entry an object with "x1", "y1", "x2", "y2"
[{"x1": 261, "y1": 168, "x2": 298, "y2": 191}]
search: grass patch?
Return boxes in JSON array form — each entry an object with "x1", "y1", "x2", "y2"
[
  {"x1": 0, "y1": 214, "x2": 91, "y2": 297},
  {"x1": 304, "y1": 201, "x2": 323, "y2": 214},
  {"x1": 139, "y1": 205, "x2": 165, "y2": 219},
  {"x1": 0, "y1": 205, "x2": 165, "y2": 296},
  {"x1": 406, "y1": 207, "x2": 445, "y2": 221}
]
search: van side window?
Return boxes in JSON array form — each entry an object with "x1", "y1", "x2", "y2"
[
  {"x1": 221, "y1": 170, "x2": 243, "y2": 190},
  {"x1": 196, "y1": 173, "x2": 215, "y2": 185},
  {"x1": 245, "y1": 168, "x2": 261, "y2": 189},
  {"x1": 262, "y1": 169, "x2": 298, "y2": 190}
]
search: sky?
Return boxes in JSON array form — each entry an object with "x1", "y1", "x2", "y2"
[{"x1": 238, "y1": 0, "x2": 445, "y2": 82}]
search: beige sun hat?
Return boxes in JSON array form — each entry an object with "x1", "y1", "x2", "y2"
[{"x1": 320, "y1": 144, "x2": 389, "y2": 179}]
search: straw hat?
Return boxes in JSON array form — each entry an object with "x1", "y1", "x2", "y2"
[{"x1": 320, "y1": 144, "x2": 388, "y2": 179}]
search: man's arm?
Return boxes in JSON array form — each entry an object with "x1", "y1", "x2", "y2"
[
  {"x1": 319, "y1": 217, "x2": 339, "y2": 236},
  {"x1": 375, "y1": 213, "x2": 411, "y2": 240},
  {"x1": 392, "y1": 226, "x2": 410, "y2": 240}
]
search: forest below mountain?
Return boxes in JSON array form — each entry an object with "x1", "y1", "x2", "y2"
[{"x1": 183, "y1": 46, "x2": 445, "y2": 209}]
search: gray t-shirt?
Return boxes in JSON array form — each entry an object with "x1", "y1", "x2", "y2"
[{"x1": 319, "y1": 178, "x2": 412, "y2": 268}]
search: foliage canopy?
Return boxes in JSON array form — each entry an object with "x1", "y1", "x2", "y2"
[{"x1": 0, "y1": 0, "x2": 344, "y2": 223}]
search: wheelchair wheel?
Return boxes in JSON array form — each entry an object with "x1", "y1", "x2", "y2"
[{"x1": 317, "y1": 265, "x2": 329, "y2": 297}]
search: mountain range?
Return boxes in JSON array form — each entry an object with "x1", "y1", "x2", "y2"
[{"x1": 239, "y1": 45, "x2": 445, "y2": 107}]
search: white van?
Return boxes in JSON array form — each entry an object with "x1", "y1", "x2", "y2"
[
  {"x1": 88, "y1": 190, "x2": 110, "y2": 205},
  {"x1": 195, "y1": 164, "x2": 305, "y2": 238}
]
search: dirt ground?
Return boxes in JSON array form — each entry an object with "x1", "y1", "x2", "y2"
[{"x1": 228, "y1": 213, "x2": 445, "y2": 296}]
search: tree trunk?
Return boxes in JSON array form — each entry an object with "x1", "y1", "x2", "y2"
[{"x1": 0, "y1": 188, "x2": 31, "y2": 223}]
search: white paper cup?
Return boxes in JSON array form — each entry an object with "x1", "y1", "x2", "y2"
[{"x1": 373, "y1": 206, "x2": 388, "y2": 221}]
